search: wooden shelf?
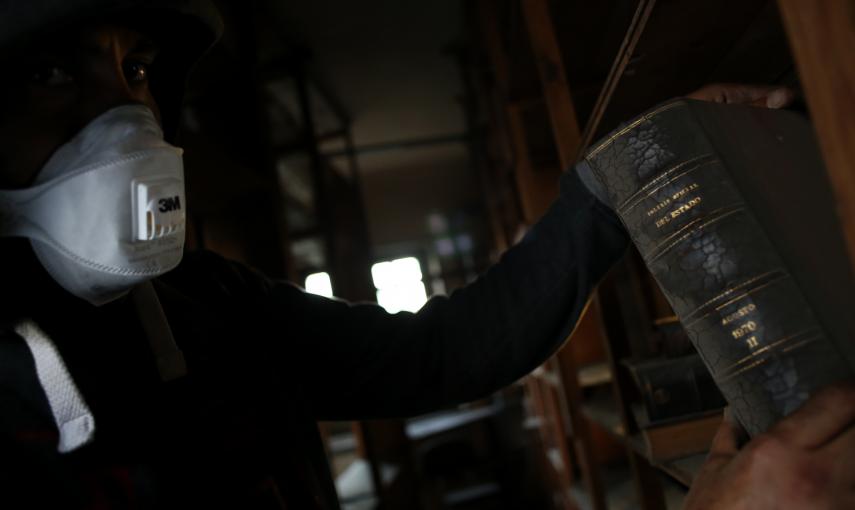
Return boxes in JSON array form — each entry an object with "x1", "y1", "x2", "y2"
[
  {"x1": 658, "y1": 454, "x2": 707, "y2": 488},
  {"x1": 577, "y1": 361, "x2": 613, "y2": 388},
  {"x1": 581, "y1": 391, "x2": 626, "y2": 439},
  {"x1": 581, "y1": 389, "x2": 710, "y2": 488}
]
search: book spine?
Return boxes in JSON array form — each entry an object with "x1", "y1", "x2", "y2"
[{"x1": 585, "y1": 100, "x2": 851, "y2": 436}]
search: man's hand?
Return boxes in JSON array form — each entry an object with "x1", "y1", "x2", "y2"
[
  {"x1": 686, "y1": 83, "x2": 796, "y2": 108},
  {"x1": 684, "y1": 384, "x2": 855, "y2": 510}
]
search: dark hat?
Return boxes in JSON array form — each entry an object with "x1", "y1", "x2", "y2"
[
  {"x1": 0, "y1": 0, "x2": 223, "y2": 57},
  {"x1": 0, "y1": 0, "x2": 224, "y2": 141}
]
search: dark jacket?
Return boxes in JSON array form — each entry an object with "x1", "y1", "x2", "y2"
[{"x1": 0, "y1": 170, "x2": 627, "y2": 509}]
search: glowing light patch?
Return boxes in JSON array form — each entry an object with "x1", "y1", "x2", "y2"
[
  {"x1": 371, "y1": 257, "x2": 428, "y2": 313},
  {"x1": 305, "y1": 272, "x2": 334, "y2": 298}
]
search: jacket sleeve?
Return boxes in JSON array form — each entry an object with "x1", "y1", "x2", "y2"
[{"x1": 186, "y1": 168, "x2": 628, "y2": 420}]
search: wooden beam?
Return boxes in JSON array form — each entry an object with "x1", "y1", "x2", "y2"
[
  {"x1": 521, "y1": 0, "x2": 583, "y2": 169},
  {"x1": 520, "y1": 4, "x2": 614, "y2": 508},
  {"x1": 777, "y1": 0, "x2": 855, "y2": 275},
  {"x1": 553, "y1": 346, "x2": 609, "y2": 510}
]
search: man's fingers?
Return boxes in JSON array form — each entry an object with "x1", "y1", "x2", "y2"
[
  {"x1": 825, "y1": 421, "x2": 855, "y2": 462},
  {"x1": 686, "y1": 83, "x2": 795, "y2": 108},
  {"x1": 722, "y1": 84, "x2": 794, "y2": 108},
  {"x1": 708, "y1": 408, "x2": 740, "y2": 457},
  {"x1": 763, "y1": 88, "x2": 795, "y2": 108},
  {"x1": 768, "y1": 383, "x2": 855, "y2": 449}
]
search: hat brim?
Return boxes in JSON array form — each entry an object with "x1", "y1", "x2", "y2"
[{"x1": 0, "y1": 0, "x2": 223, "y2": 60}]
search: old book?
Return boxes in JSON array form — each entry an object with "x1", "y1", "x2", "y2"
[
  {"x1": 584, "y1": 99, "x2": 855, "y2": 436},
  {"x1": 632, "y1": 410, "x2": 722, "y2": 462},
  {"x1": 624, "y1": 354, "x2": 726, "y2": 424}
]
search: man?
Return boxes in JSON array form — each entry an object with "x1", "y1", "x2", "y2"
[{"x1": 0, "y1": 1, "x2": 852, "y2": 509}]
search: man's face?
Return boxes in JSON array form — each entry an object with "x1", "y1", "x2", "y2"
[{"x1": 0, "y1": 23, "x2": 162, "y2": 189}]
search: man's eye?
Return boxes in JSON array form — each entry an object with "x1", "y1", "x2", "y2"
[
  {"x1": 124, "y1": 61, "x2": 150, "y2": 85},
  {"x1": 31, "y1": 66, "x2": 74, "y2": 86}
]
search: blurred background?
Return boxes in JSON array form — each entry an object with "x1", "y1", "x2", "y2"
[{"x1": 178, "y1": 1, "x2": 804, "y2": 509}]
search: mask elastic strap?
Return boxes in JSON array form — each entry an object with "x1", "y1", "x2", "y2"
[{"x1": 131, "y1": 281, "x2": 187, "y2": 382}]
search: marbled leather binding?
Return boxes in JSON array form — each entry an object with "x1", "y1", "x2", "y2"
[{"x1": 585, "y1": 100, "x2": 855, "y2": 436}]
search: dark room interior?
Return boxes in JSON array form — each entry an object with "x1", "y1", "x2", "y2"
[{"x1": 1, "y1": 0, "x2": 854, "y2": 509}]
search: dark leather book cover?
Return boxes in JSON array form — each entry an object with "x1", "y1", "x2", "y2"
[{"x1": 585, "y1": 100, "x2": 855, "y2": 436}]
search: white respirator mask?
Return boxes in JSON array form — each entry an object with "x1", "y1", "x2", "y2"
[{"x1": 0, "y1": 104, "x2": 186, "y2": 306}]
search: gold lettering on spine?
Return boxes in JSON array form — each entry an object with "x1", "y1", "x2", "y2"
[
  {"x1": 731, "y1": 321, "x2": 757, "y2": 339},
  {"x1": 654, "y1": 196, "x2": 703, "y2": 229},
  {"x1": 647, "y1": 183, "x2": 701, "y2": 221},
  {"x1": 671, "y1": 183, "x2": 700, "y2": 201},
  {"x1": 647, "y1": 198, "x2": 672, "y2": 218},
  {"x1": 671, "y1": 196, "x2": 703, "y2": 220},
  {"x1": 746, "y1": 336, "x2": 760, "y2": 349},
  {"x1": 721, "y1": 303, "x2": 757, "y2": 326}
]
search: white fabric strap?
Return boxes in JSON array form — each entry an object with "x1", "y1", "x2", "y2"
[
  {"x1": 14, "y1": 319, "x2": 95, "y2": 454},
  {"x1": 131, "y1": 281, "x2": 187, "y2": 382}
]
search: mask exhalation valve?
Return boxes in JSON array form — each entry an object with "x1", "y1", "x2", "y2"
[{"x1": 133, "y1": 177, "x2": 185, "y2": 241}]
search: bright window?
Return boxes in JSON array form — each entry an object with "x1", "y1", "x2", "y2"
[
  {"x1": 371, "y1": 257, "x2": 428, "y2": 313},
  {"x1": 305, "y1": 272, "x2": 334, "y2": 298}
]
